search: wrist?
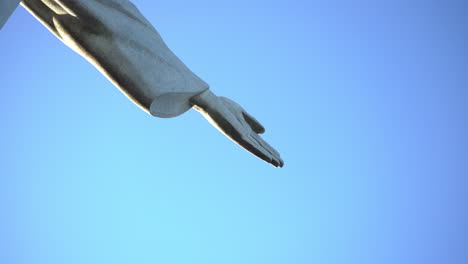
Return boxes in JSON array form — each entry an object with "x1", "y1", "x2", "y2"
[{"x1": 190, "y1": 89, "x2": 217, "y2": 111}]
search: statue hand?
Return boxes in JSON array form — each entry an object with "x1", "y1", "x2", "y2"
[{"x1": 191, "y1": 90, "x2": 284, "y2": 167}]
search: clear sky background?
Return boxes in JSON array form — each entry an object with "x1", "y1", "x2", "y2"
[{"x1": 0, "y1": 1, "x2": 467, "y2": 264}]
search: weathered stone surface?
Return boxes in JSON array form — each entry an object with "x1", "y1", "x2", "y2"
[{"x1": 4, "y1": 0, "x2": 283, "y2": 167}]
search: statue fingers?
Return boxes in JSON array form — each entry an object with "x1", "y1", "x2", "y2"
[
  {"x1": 242, "y1": 133, "x2": 283, "y2": 168},
  {"x1": 236, "y1": 134, "x2": 276, "y2": 166},
  {"x1": 252, "y1": 134, "x2": 281, "y2": 160},
  {"x1": 248, "y1": 133, "x2": 283, "y2": 167}
]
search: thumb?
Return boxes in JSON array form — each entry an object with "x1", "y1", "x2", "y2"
[{"x1": 242, "y1": 111, "x2": 265, "y2": 134}]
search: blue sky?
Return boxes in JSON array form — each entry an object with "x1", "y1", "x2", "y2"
[{"x1": 0, "y1": 1, "x2": 467, "y2": 264}]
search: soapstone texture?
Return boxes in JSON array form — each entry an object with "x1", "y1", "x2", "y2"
[
  {"x1": 22, "y1": 0, "x2": 209, "y2": 118},
  {"x1": 3, "y1": 0, "x2": 283, "y2": 167}
]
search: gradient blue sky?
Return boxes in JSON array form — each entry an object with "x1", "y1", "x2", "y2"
[{"x1": 0, "y1": 1, "x2": 467, "y2": 264}]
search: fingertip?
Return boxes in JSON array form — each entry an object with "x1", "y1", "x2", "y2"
[{"x1": 271, "y1": 159, "x2": 279, "y2": 167}]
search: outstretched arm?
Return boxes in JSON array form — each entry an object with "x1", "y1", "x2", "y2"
[{"x1": 21, "y1": 0, "x2": 284, "y2": 167}]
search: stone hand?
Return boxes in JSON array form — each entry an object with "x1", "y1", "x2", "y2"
[{"x1": 191, "y1": 90, "x2": 284, "y2": 168}]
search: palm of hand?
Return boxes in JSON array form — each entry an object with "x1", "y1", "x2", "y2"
[{"x1": 192, "y1": 90, "x2": 283, "y2": 167}]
